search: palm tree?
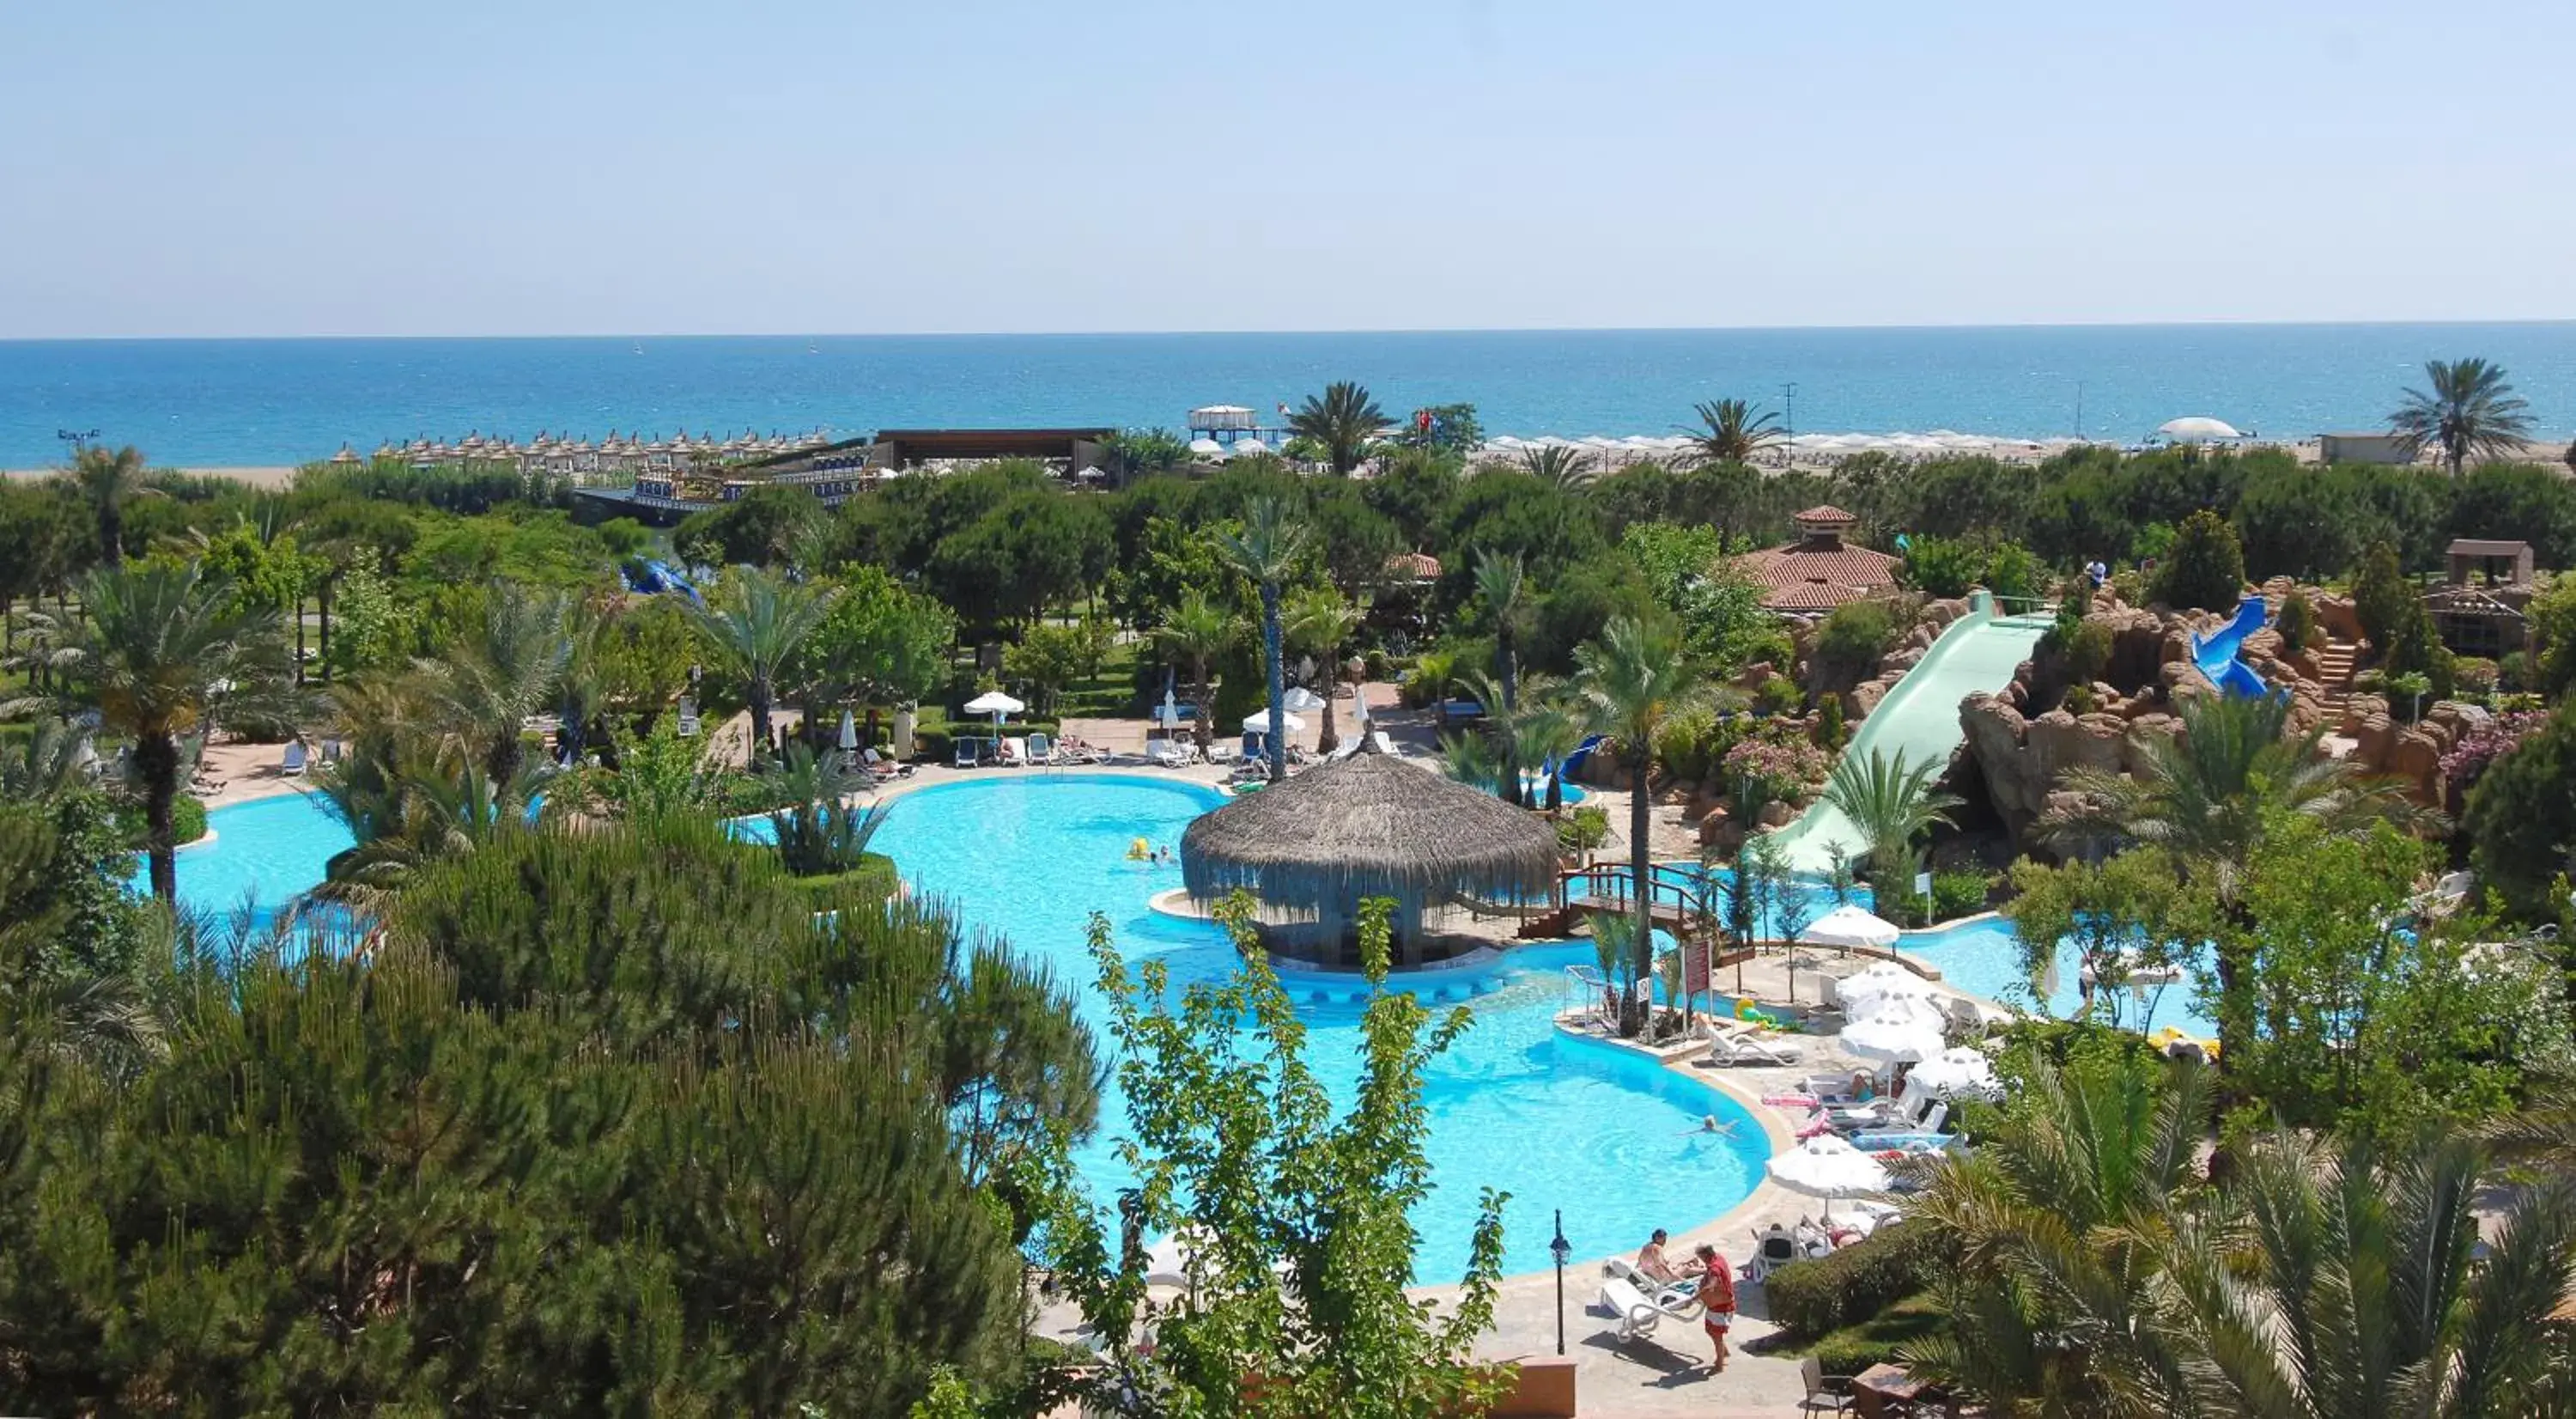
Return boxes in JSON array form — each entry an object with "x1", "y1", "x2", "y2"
[
  {"x1": 1821, "y1": 748, "x2": 1961, "y2": 889},
  {"x1": 64, "y1": 444, "x2": 151, "y2": 569},
  {"x1": 0, "y1": 716, "x2": 100, "y2": 800},
  {"x1": 2155, "y1": 1134, "x2": 2576, "y2": 1419},
  {"x1": 419, "y1": 584, "x2": 572, "y2": 782},
  {"x1": 1285, "y1": 586, "x2": 1359, "y2": 754},
  {"x1": 1152, "y1": 594, "x2": 1237, "y2": 759},
  {"x1": 310, "y1": 740, "x2": 543, "y2": 919},
  {"x1": 1572, "y1": 616, "x2": 1704, "y2": 1033},
  {"x1": 1213, "y1": 499, "x2": 1310, "y2": 780},
  {"x1": 9, "y1": 562, "x2": 295, "y2": 902},
  {"x1": 1905, "y1": 1054, "x2": 2219, "y2": 1413},
  {"x1": 1473, "y1": 550, "x2": 1532, "y2": 710},
  {"x1": 1517, "y1": 444, "x2": 1598, "y2": 492},
  {"x1": 2388, "y1": 357, "x2": 2537, "y2": 479},
  {"x1": 686, "y1": 565, "x2": 836, "y2": 764},
  {"x1": 1285, "y1": 381, "x2": 1391, "y2": 476},
  {"x1": 1676, "y1": 399, "x2": 1786, "y2": 467}
]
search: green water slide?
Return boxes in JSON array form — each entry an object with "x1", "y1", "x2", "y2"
[{"x1": 1771, "y1": 592, "x2": 2055, "y2": 874}]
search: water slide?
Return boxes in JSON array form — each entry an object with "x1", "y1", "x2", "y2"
[
  {"x1": 1771, "y1": 592, "x2": 2055, "y2": 874},
  {"x1": 2190, "y1": 594, "x2": 2270, "y2": 698}
]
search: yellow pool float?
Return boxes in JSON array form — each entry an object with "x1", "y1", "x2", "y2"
[{"x1": 2151, "y1": 1026, "x2": 2220, "y2": 1060}]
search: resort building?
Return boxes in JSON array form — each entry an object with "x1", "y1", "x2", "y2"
[
  {"x1": 1734, "y1": 505, "x2": 1902, "y2": 613},
  {"x1": 2318, "y1": 431, "x2": 2416, "y2": 466},
  {"x1": 2426, "y1": 537, "x2": 2543, "y2": 658}
]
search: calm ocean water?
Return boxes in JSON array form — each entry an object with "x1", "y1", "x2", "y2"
[{"x1": 3, "y1": 325, "x2": 2572, "y2": 469}]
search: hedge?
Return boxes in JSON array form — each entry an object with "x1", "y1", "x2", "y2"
[
  {"x1": 119, "y1": 796, "x2": 210, "y2": 850},
  {"x1": 793, "y1": 854, "x2": 901, "y2": 905},
  {"x1": 1763, "y1": 1221, "x2": 1943, "y2": 1339}
]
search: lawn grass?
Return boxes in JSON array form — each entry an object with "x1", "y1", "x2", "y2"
[
  {"x1": 1765, "y1": 1290, "x2": 1948, "y2": 1376},
  {"x1": 1056, "y1": 637, "x2": 1142, "y2": 719}
]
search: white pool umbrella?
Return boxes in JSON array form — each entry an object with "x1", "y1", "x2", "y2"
[
  {"x1": 2155, "y1": 416, "x2": 2241, "y2": 442},
  {"x1": 1841, "y1": 1003, "x2": 1946, "y2": 1067},
  {"x1": 1768, "y1": 1135, "x2": 1890, "y2": 1217},
  {"x1": 836, "y1": 709, "x2": 858, "y2": 753},
  {"x1": 1231, "y1": 438, "x2": 1269, "y2": 456},
  {"x1": 1242, "y1": 709, "x2": 1306, "y2": 735},
  {"x1": 1908, "y1": 1046, "x2": 2000, "y2": 1100},
  {"x1": 964, "y1": 690, "x2": 1024, "y2": 739},
  {"x1": 1159, "y1": 687, "x2": 1180, "y2": 732},
  {"x1": 1281, "y1": 686, "x2": 1327, "y2": 712},
  {"x1": 1803, "y1": 904, "x2": 1901, "y2": 951},
  {"x1": 1837, "y1": 962, "x2": 1937, "y2": 1012},
  {"x1": 1187, "y1": 437, "x2": 1225, "y2": 457}
]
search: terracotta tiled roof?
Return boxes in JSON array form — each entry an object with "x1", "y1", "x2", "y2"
[
  {"x1": 1735, "y1": 541, "x2": 1900, "y2": 611},
  {"x1": 1793, "y1": 504, "x2": 1858, "y2": 524},
  {"x1": 1387, "y1": 551, "x2": 1442, "y2": 581}
]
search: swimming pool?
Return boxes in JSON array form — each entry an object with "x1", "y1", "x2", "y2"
[
  {"x1": 136, "y1": 791, "x2": 355, "y2": 929},
  {"x1": 1902, "y1": 914, "x2": 2217, "y2": 1037},
  {"x1": 149, "y1": 775, "x2": 1769, "y2": 1278}
]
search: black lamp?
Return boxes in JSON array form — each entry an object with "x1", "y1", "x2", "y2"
[{"x1": 1549, "y1": 1209, "x2": 1572, "y2": 1355}]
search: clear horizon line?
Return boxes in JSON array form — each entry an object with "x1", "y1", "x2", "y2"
[{"x1": 7, "y1": 315, "x2": 2576, "y2": 344}]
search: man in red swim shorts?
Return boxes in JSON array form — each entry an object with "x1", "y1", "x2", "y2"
[{"x1": 1693, "y1": 1243, "x2": 1736, "y2": 1373}]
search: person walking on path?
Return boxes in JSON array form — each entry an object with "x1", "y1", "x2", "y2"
[{"x1": 1692, "y1": 1244, "x2": 1736, "y2": 1373}]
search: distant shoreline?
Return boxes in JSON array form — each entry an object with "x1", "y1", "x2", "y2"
[{"x1": 4, "y1": 466, "x2": 299, "y2": 487}]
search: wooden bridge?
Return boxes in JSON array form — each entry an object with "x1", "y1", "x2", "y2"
[{"x1": 1519, "y1": 862, "x2": 1716, "y2": 941}]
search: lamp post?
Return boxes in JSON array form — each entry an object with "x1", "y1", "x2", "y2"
[{"x1": 1549, "y1": 1209, "x2": 1571, "y2": 1355}]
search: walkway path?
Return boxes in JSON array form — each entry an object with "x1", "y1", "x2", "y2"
[{"x1": 1770, "y1": 593, "x2": 2052, "y2": 874}]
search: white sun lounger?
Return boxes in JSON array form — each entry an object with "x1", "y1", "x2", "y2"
[
  {"x1": 1599, "y1": 1274, "x2": 1704, "y2": 1342},
  {"x1": 280, "y1": 740, "x2": 308, "y2": 776},
  {"x1": 1145, "y1": 738, "x2": 1194, "y2": 768},
  {"x1": 1697, "y1": 1023, "x2": 1798, "y2": 1067}
]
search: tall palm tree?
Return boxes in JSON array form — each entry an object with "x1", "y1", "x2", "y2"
[
  {"x1": 64, "y1": 444, "x2": 151, "y2": 569},
  {"x1": 1285, "y1": 381, "x2": 1391, "y2": 476},
  {"x1": 310, "y1": 740, "x2": 543, "y2": 920},
  {"x1": 419, "y1": 584, "x2": 572, "y2": 782},
  {"x1": 1473, "y1": 549, "x2": 1531, "y2": 711},
  {"x1": 1517, "y1": 444, "x2": 1598, "y2": 492},
  {"x1": 1821, "y1": 747, "x2": 1961, "y2": 888},
  {"x1": 1213, "y1": 499, "x2": 1310, "y2": 779},
  {"x1": 1572, "y1": 615, "x2": 1704, "y2": 1032},
  {"x1": 2389, "y1": 357, "x2": 2537, "y2": 479},
  {"x1": 1676, "y1": 399, "x2": 1785, "y2": 467},
  {"x1": 1285, "y1": 585, "x2": 1359, "y2": 754},
  {"x1": 1152, "y1": 594, "x2": 1238, "y2": 759},
  {"x1": 0, "y1": 716, "x2": 100, "y2": 800},
  {"x1": 9, "y1": 562, "x2": 295, "y2": 902},
  {"x1": 687, "y1": 566, "x2": 836, "y2": 764}
]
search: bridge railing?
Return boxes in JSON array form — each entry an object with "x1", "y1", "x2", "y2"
[{"x1": 1558, "y1": 862, "x2": 1710, "y2": 925}]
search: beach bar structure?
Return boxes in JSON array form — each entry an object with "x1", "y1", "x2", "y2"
[
  {"x1": 1180, "y1": 740, "x2": 1558, "y2": 967},
  {"x1": 2425, "y1": 538, "x2": 2543, "y2": 657}
]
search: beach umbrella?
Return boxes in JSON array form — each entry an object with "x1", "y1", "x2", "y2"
[
  {"x1": 1837, "y1": 964, "x2": 1938, "y2": 1019},
  {"x1": 1242, "y1": 710, "x2": 1306, "y2": 735},
  {"x1": 1282, "y1": 686, "x2": 1327, "y2": 713},
  {"x1": 2156, "y1": 416, "x2": 2241, "y2": 442},
  {"x1": 964, "y1": 690, "x2": 1024, "y2": 740},
  {"x1": 1841, "y1": 1002, "x2": 1946, "y2": 1067},
  {"x1": 1908, "y1": 1046, "x2": 2001, "y2": 1101},
  {"x1": 836, "y1": 709, "x2": 858, "y2": 754},
  {"x1": 1803, "y1": 904, "x2": 1901, "y2": 952},
  {"x1": 1231, "y1": 438, "x2": 1269, "y2": 456},
  {"x1": 1188, "y1": 437, "x2": 1226, "y2": 457},
  {"x1": 1767, "y1": 1135, "x2": 1890, "y2": 1217}
]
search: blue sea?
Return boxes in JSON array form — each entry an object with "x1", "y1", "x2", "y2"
[{"x1": 4, "y1": 324, "x2": 2573, "y2": 469}]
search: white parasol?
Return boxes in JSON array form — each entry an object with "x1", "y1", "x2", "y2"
[
  {"x1": 1840, "y1": 1002, "x2": 1947, "y2": 1066},
  {"x1": 1768, "y1": 1135, "x2": 1891, "y2": 1216},
  {"x1": 1242, "y1": 709, "x2": 1306, "y2": 735},
  {"x1": 1803, "y1": 904, "x2": 1902, "y2": 952},
  {"x1": 836, "y1": 708, "x2": 858, "y2": 753},
  {"x1": 963, "y1": 690, "x2": 1024, "y2": 741},
  {"x1": 1907, "y1": 1045, "x2": 2001, "y2": 1100},
  {"x1": 1281, "y1": 686, "x2": 1328, "y2": 712},
  {"x1": 1837, "y1": 961, "x2": 1937, "y2": 1016}
]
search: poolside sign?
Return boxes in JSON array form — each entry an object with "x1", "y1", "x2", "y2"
[
  {"x1": 1914, "y1": 871, "x2": 1933, "y2": 899},
  {"x1": 1681, "y1": 939, "x2": 1711, "y2": 997}
]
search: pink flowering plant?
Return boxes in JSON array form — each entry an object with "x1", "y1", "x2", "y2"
[
  {"x1": 2441, "y1": 710, "x2": 2546, "y2": 797},
  {"x1": 1722, "y1": 734, "x2": 1832, "y2": 808}
]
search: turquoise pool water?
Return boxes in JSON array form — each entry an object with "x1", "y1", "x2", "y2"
[
  {"x1": 137, "y1": 792, "x2": 354, "y2": 928},
  {"x1": 148, "y1": 776, "x2": 1768, "y2": 1278},
  {"x1": 1903, "y1": 915, "x2": 2218, "y2": 1038}
]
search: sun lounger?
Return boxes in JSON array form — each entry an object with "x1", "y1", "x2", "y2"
[
  {"x1": 954, "y1": 738, "x2": 982, "y2": 769},
  {"x1": 997, "y1": 736, "x2": 1028, "y2": 766},
  {"x1": 280, "y1": 740, "x2": 308, "y2": 777},
  {"x1": 1024, "y1": 732, "x2": 1053, "y2": 764},
  {"x1": 1598, "y1": 1274, "x2": 1703, "y2": 1343},
  {"x1": 1697, "y1": 1023, "x2": 1799, "y2": 1068},
  {"x1": 860, "y1": 747, "x2": 914, "y2": 780},
  {"x1": 1145, "y1": 738, "x2": 1194, "y2": 768},
  {"x1": 1056, "y1": 736, "x2": 1107, "y2": 764},
  {"x1": 1604, "y1": 1257, "x2": 1703, "y2": 1312},
  {"x1": 1743, "y1": 1226, "x2": 1802, "y2": 1283}
]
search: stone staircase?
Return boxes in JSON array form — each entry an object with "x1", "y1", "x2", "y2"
[{"x1": 2310, "y1": 637, "x2": 2360, "y2": 713}]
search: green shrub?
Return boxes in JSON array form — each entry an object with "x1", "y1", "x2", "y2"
[
  {"x1": 1803, "y1": 1294, "x2": 1950, "y2": 1377},
  {"x1": 1555, "y1": 805, "x2": 1612, "y2": 856},
  {"x1": 2275, "y1": 588, "x2": 2316, "y2": 654},
  {"x1": 1764, "y1": 1222, "x2": 1942, "y2": 1338},
  {"x1": 1814, "y1": 693, "x2": 1847, "y2": 750},
  {"x1": 1755, "y1": 676, "x2": 1805, "y2": 716},
  {"x1": 912, "y1": 728, "x2": 953, "y2": 762},
  {"x1": 1929, "y1": 869, "x2": 1990, "y2": 922},
  {"x1": 172, "y1": 795, "x2": 209, "y2": 847},
  {"x1": 1813, "y1": 600, "x2": 1904, "y2": 683},
  {"x1": 2455, "y1": 656, "x2": 2500, "y2": 697},
  {"x1": 2065, "y1": 684, "x2": 2100, "y2": 716},
  {"x1": 793, "y1": 853, "x2": 901, "y2": 905},
  {"x1": 2151, "y1": 509, "x2": 2246, "y2": 613},
  {"x1": 2350, "y1": 540, "x2": 2413, "y2": 651},
  {"x1": 1981, "y1": 541, "x2": 2049, "y2": 605},
  {"x1": 1900, "y1": 537, "x2": 1984, "y2": 599}
]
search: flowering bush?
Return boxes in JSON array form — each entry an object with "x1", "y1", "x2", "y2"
[
  {"x1": 1722, "y1": 734, "x2": 1832, "y2": 808},
  {"x1": 2441, "y1": 710, "x2": 2545, "y2": 798}
]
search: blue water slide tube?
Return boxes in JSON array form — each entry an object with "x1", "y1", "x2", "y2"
[{"x1": 2190, "y1": 594, "x2": 2270, "y2": 698}]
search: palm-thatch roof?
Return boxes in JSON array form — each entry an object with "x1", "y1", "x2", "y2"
[{"x1": 1181, "y1": 743, "x2": 1558, "y2": 959}]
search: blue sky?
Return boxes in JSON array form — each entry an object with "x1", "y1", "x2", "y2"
[{"x1": 4, "y1": 1, "x2": 2571, "y2": 338}]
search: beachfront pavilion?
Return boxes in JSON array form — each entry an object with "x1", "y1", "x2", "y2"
[
  {"x1": 1733, "y1": 504, "x2": 1902, "y2": 612},
  {"x1": 1179, "y1": 740, "x2": 1558, "y2": 967}
]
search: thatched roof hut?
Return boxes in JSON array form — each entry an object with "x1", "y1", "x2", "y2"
[{"x1": 1180, "y1": 741, "x2": 1559, "y2": 965}]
